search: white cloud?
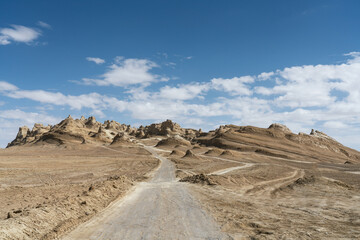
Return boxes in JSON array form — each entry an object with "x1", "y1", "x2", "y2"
[
  {"x1": 37, "y1": 21, "x2": 52, "y2": 29},
  {"x1": 0, "y1": 109, "x2": 59, "y2": 124},
  {"x1": 257, "y1": 71, "x2": 274, "y2": 80},
  {"x1": 0, "y1": 25, "x2": 41, "y2": 45},
  {"x1": 0, "y1": 82, "x2": 129, "y2": 114},
  {"x1": 0, "y1": 35, "x2": 11, "y2": 45},
  {"x1": 344, "y1": 52, "x2": 360, "y2": 64},
  {"x1": 1, "y1": 83, "x2": 107, "y2": 110},
  {"x1": 0, "y1": 109, "x2": 61, "y2": 148},
  {"x1": 102, "y1": 96, "x2": 127, "y2": 112},
  {"x1": 0, "y1": 81, "x2": 18, "y2": 91},
  {"x1": 2, "y1": 52, "x2": 360, "y2": 150},
  {"x1": 255, "y1": 54, "x2": 360, "y2": 108},
  {"x1": 211, "y1": 76, "x2": 254, "y2": 95},
  {"x1": 254, "y1": 86, "x2": 273, "y2": 95},
  {"x1": 90, "y1": 109, "x2": 106, "y2": 118},
  {"x1": 158, "y1": 82, "x2": 210, "y2": 100},
  {"x1": 7, "y1": 90, "x2": 107, "y2": 110},
  {"x1": 165, "y1": 62, "x2": 176, "y2": 68},
  {"x1": 86, "y1": 57, "x2": 105, "y2": 64},
  {"x1": 323, "y1": 121, "x2": 348, "y2": 129},
  {"x1": 82, "y1": 57, "x2": 167, "y2": 87}
]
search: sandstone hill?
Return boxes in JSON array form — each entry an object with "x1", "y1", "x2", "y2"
[
  {"x1": 195, "y1": 123, "x2": 360, "y2": 163},
  {"x1": 7, "y1": 116, "x2": 197, "y2": 148},
  {"x1": 7, "y1": 116, "x2": 360, "y2": 163}
]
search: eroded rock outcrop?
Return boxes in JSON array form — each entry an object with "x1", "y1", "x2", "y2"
[
  {"x1": 7, "y1": 117, "x2": 198, "y2": 148},
  {"x1": 144, "y1": 119, "x2": 183, "y2": 136},
  {"x1": 195, "y1": 123, "x2": 360, "y2": 163},
  {"x1": 7, "y1": 118, "x2": 360, "y2": 164},
  {"x1": 155, "y1": 135, "x2": 191, "y2": 147},
  {"x1": 268, "y1": 123, "x2": 292, "y2": 134},
  {"x1": 7, "y1": 126, "x2": 31, "y2": 147},
  {"x1": 182, "y1": 150, "x2": 199, "y2": 159},
  {"x1": 111, "y1": 133, "x2": 131, "y2": 145}
]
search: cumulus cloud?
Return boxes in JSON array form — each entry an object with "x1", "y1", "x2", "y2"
[
  {"x1": 211, "y1": 76, "x2": 254, "y2": 95},
  {"x1": 257, "y1": 71, "x2": 274, "y2": 80},
  {"x1": 254, "y1": 86, "x2": 273, "y2": 95},
  {"x1": 0, "y1": 25, "x2": 41, "y2": 45},
  {"x1": 82, "y1": 57, "x2": 167, "y2": 87},
  {"x1": 122, "y1": 52, "x2": 360, "y2": 149},
  {"x1": 255, "y1": 53, "x2": 360, "y2": 108},
  {"x1": 344, "y1": 52, "x2": 360, "y2": 63},
  {"x1": 323, "y1": 121, "x2": 348, "y2": 129},
  {"x1": 86, "y1": 57, "x2": 105, "y2": 64},
  {"x1": 158, "y1": 83, "x2": 210, "y2": 100},
  {"x1": 2, "y1": 52, "x2": 360, "y2": 149}
]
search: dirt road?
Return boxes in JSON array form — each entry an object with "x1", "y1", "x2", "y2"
[
  {"x1": 210, "y1": 163, "x2": 254, "y2": 175},
  {"x1": 62, "y1": 145, "x2": 230, "y2": 240}
]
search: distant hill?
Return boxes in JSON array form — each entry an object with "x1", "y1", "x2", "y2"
[{"x1": 7, "y1": 116, "x2": 360, "y2": 164}]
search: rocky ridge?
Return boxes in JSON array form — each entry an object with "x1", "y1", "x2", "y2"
[
  {"x1": 7, "y1": 116, "x2": 360, "y2": 163},
  {"x1": 195, "y1": 124, "x2": 360, "y2": 162},
  {"x1": 7, "y1": 116, "x2": 197, "y2": 148}
]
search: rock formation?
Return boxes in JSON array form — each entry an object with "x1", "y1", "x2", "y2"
[
  {"x1": 111, "y1": 133, "x2": 131, "y2": 145},
  {"x1": 155, "y1": 136, "x2": 191, "y2": 147},
  {"x1": 182, "y1": 150, "x2": 198, "y2": 158},
  {"x1": 195, "y1": 123, "x2": 360, "y2": 163},
  {"x1": 7, "y1": 116, "x2": 199, "y2": 148},
  {"x1": 6, "y1": 117, "x2": 360, "y2": 164},
  {"x1": 268, "y1": 123, "x2": 292, "y2": 134},
  {"x1": 7, "y1": 126, "x2": 30, "y2": 147}
]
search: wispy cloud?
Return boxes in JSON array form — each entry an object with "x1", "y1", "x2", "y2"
[
  {"x1": 86, "y1": 57, "x2": 105, "y2": 64},
  {"x1": 0, "y1": 81, "x2": 18, "y2": 91},
  {"x1": 0, "y1": 25, "x2": 41, "y2": 45},
  {"x1": 0, "y1": 109, "x2": 59, "y2": 123},
  {"x1": 37, "y1": 21, "x2": 52, "y2": 29},
  {"x1": 5, "y1": 89, "x2": 106, "y2": 110}
]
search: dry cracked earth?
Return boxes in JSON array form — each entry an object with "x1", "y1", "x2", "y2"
[{"x1": 1, "y1": 116, "x2": 360, "y2": 239}]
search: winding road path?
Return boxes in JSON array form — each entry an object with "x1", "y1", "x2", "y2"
[
  {"x1": 62, "y1": 145, "x2": 230, "y2": 240},
  {"x1": 210, "y1": 163, "x2": 254, "y2": 175}
]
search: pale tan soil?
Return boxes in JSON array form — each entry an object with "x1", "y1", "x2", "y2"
[
  {"x1": 0, "y1": 143, "x2": 159, "y2": 239},
  {"x1": 170, "y1": 145, "x2": 360, "y2": 239},
  {"x1": 3, "y1": 117, "x2": 360, "y2": 240},
  {"x1": 62, "y1": 145, "x2": 230, "y2": 240}
]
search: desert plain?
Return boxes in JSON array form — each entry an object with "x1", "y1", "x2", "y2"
[{"x1": 0, "y1": 116, "x2": 359, "y2": 239}]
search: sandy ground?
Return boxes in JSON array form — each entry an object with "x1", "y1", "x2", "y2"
[
  {"x1": 62, "y1": 145, "x2": 231, "y2": 239},
  {"x1": 0, "y1": 143, "x2": 159, "y2": 239},
  {"x1": 165, "y1": 145, "x2": 360, "y2": 239},
  {"x1": 1, "y1": 136, "x2": 360, "y2": 239}
]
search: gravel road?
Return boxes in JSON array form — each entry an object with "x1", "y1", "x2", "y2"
[{"x1": 62, "y1": 145, "x2": 231, "y2": 240}]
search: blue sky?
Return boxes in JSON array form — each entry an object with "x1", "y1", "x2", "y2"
[{"x1": 1, "y1": 0, "x2": 360, "y2": 149}]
